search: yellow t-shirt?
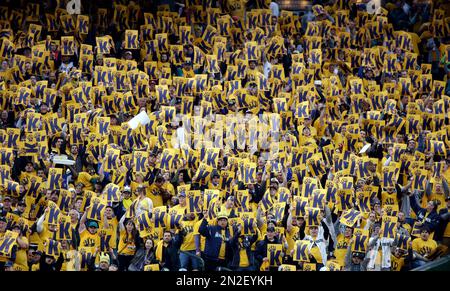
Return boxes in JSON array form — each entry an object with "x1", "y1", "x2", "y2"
[
  {"x1": 193, "y1": 219, "x2": 205, "y2": 252},
  {"x1": 79, "y1": 230, "x2": 100, "y2": 253},
  {"x1": 13, "y1": 236, "x2": 29, "y2": 271},
  {"x1": 227, "y1": 0, "x2": 246, "y2": 17},
  {"x1": 310, "y1": 243, "x2": 323, "y2": 264},
  {"x1": 118, "y1": 230, "x2": 136, "y2": 256},
  {"x1": 180, "y1": 220, "x2": 197, "y2": 252},
  {"x1": 391, "y1": 255, "x2": 404, "y2": 271},
  {"x1": 313, "y1": 119, "x2": 326, "y2": 138},
  {"x1": 147, "y1": 184, "x2": 164, "y2": 207},
  {"x1": 77, "y1": 172, "x2": 94, "y2": 191},
  {"x1": 122, "y1": 197, "x2": 133, "y2": 210},
  {"x1": 162, "y1": 182, "x2": 175, "y2": 198},
  {"x1": 334, "y1": 234, "x2": 350, "y2": 266},
  {"x1": 298, "y1": 136, "x2": 318, "y2": 147},
  {"x1": 381, "y1": 191, "x2": 398, "y2": 207},
  {"x1": 218, "y1": 230, "x2": 227, "y2": 260},
  {"x1": 412, "y1": 237, "x2": 437, "y2": 256},
  {"x1": 171, "y1": 204, "x2": 187, "y2": 216},
  {"x1": 239, "y1": 248, "x2": 249, "y2": 267}
]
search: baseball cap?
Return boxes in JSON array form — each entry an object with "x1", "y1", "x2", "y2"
[
  {"x1": 3, "y1": 196, "x2": 11, "y2": 201},
  {"x1": 123, "y1": 186, "x2": 131, "y2": 192},
  {"x1": 18, "y1": 201, "x2": 26, "y2": 207},
  {"x1": 87, "y1": 220, "x2": 99, "y2": 228},
  {"x1": 0, "y1": 217, "x2": 6, "y2": 223}
]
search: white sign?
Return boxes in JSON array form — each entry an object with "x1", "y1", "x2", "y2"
[
  {"x1": 67, "y1": 0, "x2": 81, "y2": 15},
  {"x1": 128, "y1": 111, "x2": 151, "y2": 129},
  {"x1": 366, "y1": 0, "x2": 381, "y2": 14}
]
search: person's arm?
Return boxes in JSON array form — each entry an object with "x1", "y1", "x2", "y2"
[
  {"x1": 400, "y1": 176, "x2": 413, "y2": 194},
  {"x1": 146, "y1": 197, "x2": 154, "y2": 214},
  {"x1": 413, "y1": 249, "x2": 428, "y2": 262},
  {"x1": 173, "y1": 229, "x2": 184, "y2": 250},
  {"x1": 103, "y1": 211, "x2": 109, "y2": 230},
  {"x1": 429, "y1": 213, "x2": 441, "y2": 233},
  {"x1": 88, "y1": 247, "x2": 99, "y2": 271},
  {"x1": 256, "y1": 206, "x2": 264, "y2": 229},
  {"x1": 344, "y1": 241, "x2": 353, "y2": 270},
  {"x1": 409, "y1": 192, "x2": 423, "y2": 215},
  {"x1": 79, "y1": 206, "x2": 89, "y2": 234},
  {"x1": 198, "y1": 217, "x2": 211, "y2": 239},
  {"x1": 286, "y1": 209, "x2": 293, "y2": 233},
  {"x1": 194, "y1": 234, "x2": 201, "y2": 256},
  {"x1": 425, "y1": 180, "x2": 432, "y2": 199},
  {"x1": 36, "y1": 211, "x2": 46, "y2": 233},
  {"x1": 39, "y1": 251, "x2": 47, "y2": 271},
  {"x1": 404, "y1": 247, "x2": 414, "y2": 271},
  {"x1": 333, "y1": 220, "x2": 342, "y2": 237},
  {"x1": 119, "y1": 212, "x2": 126, "y2": 232},
  {"x1": 442, "y1": 178, "x2": 450, "y2": 197},
  {"x1": 440, "y1": 210, "x2": 450, "y2": 221},
  {"x1": 368, "y1": 236, "x2": 379, "y2": 249},
  {"x1": 67, "y1": 164, "x2": 79, "y2": 180},
  {"x1": 16, "y1": 236, "x2": 28, "y2": 249},
  {"x1": 281, "y1": 167, "x2": 288, "y2": 187},
  {"x1": 254, "y1": 241, "x2": 265, "y2": 266},
  {"x1": 54, "y1": 253, "x2": 65, "y2": 271},
  {"x1": 230, "y1": 224, "x2": 241, "y2": 246},
  {"x1": 109, "y1": 247, "x2": 118, "y2": 266}
]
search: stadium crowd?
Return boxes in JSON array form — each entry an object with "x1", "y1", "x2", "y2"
[{"x1": 0, "y1": 0, "x2": 450, "y2": 271}]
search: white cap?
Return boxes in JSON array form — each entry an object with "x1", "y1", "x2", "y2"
[{"x1": 123, "y1": 186, "x2": 131, "y2": 192}]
